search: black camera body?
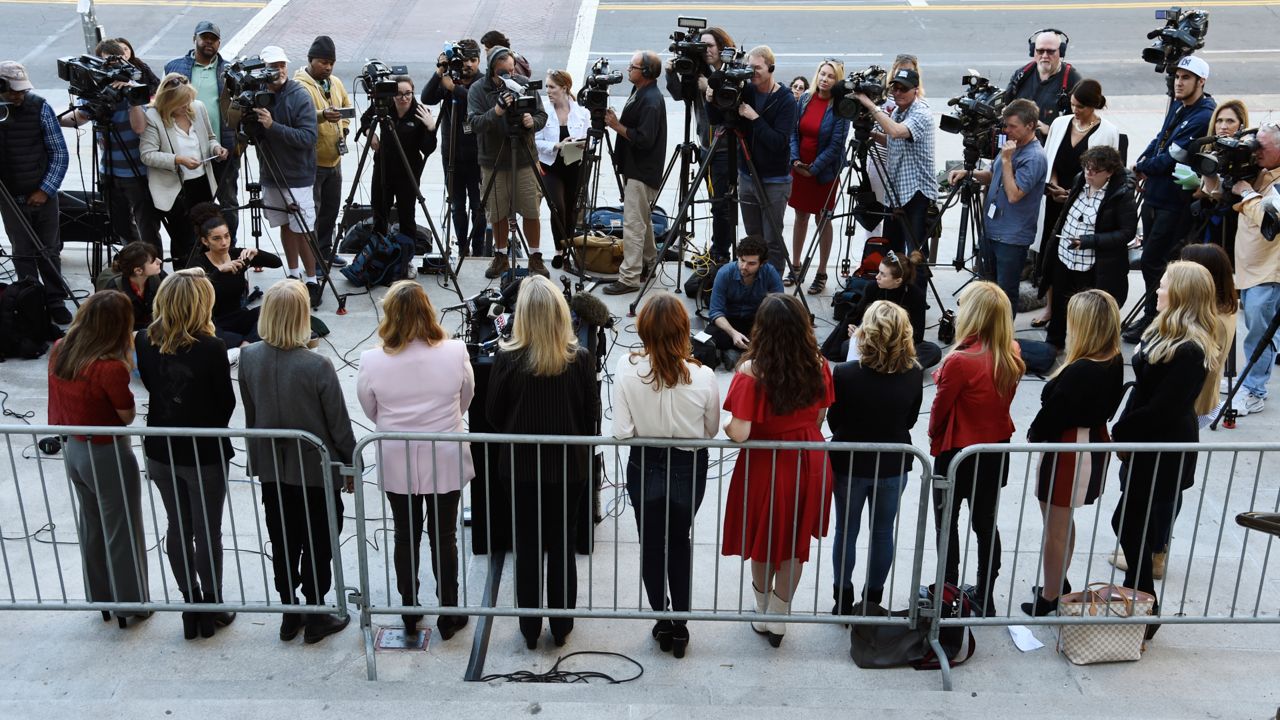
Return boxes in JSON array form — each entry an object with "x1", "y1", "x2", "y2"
[
  {"x1": 831, "y1": 65, "x2": 888, "y2": 125},
  {"x1": 1184, "y1": 130, "x2": 1262, "y2": 185},
  {"x1": 58, "y1": 55, "x2": 148, "y2": 120},
  {"x1": 580, "y1": 58, "x2": 621, "y2": 134},
  {"x1": 224, "y1": 57, "x2": 280, "y2": 113},
  {"x1": 668, "y1": 16, "x2": 709, "y2": 77},
  {"x1": 360, "y1": 59, "x2": 408, "y2": 114},
  {"x1": 1142, "y1": 7, "x2": 1209, "y2": 73},
  {"x1": 940, "y1": 74, "x2": 1008, "y2": 163},
  {"x1": 439, "y1": 41, "x2": 479, "y2": 81},
  {"x1": 708, "y1": 48, "x2": 752, "y2": 118}
]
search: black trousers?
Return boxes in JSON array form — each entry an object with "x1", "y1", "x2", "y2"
[
  {"x1": 386, "y1": 490, "x2": 461, "y2": 614},
  {"x1": 313, "y1": 165, "x2": 342, "y2": 257},
  {"x1": 626, "y1": 448, "x2": 708, "y2": 618},
  {"x1": 372, "y1": 167, "x2": 420, "y2": 238},
  {"x1": 211, "y1": 154, "x2": 240, "y2": 242},
  {"x1": 708, "y1": 315, "x2": 755, "y2": 351},
  {"x1": 541, "y1": 160, "x2": 582, "y2": 252},
  {"x1": 261, "y1": 482, "x2": 343, "y2": 605},
  {"x1": 148, "y1": 459, "x2": 227, "y2": 601},
  {"x1": 513, "y1": 478, "x2": 586, "y2": 640},
  {"x1": 159, "y1": 178, "x2": 214, "y2": 269},
  {"x1": 933, "y1": 446, "x2": 1009, "y2": 605},
  {"x1": 1111, "y1": 461, "x2": 1186, "y2": 604},
  {"x1": 1045, "y1": 262, "x2": 1095, "y2": 348},
  {"x1": 1140, "y1": 202, "x2": 1192, "y2": 317},
  {"x1": 101, "y1": 173, "x2": 161, "y2": 249},
  {"x1": 445, "y1": 161, "x2": 486, "y2": 256},
  {"x1": 706, "y1": 147, "x2": 735, "y2": 261},
  {"x1": 885, "y1": 192, "x2": 933, "y2": 291}
]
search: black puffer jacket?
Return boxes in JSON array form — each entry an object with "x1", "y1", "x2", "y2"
[{"x1": 1038, "y1": 168, "x2": 1138, "y2": 307}]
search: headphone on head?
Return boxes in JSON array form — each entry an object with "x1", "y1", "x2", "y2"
[
  {"x1": 1027, "y1": 28, "x2": 1070, "y2": 59},
  {"x1": 640, "y1": 52, "x2": 661, "y2": 80}
]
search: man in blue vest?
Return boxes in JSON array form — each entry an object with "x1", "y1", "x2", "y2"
[{"x1": 0, "y1": 61, "x2": 72, "y2": 323}]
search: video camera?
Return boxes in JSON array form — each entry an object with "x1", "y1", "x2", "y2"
[
  {"x1": 830, "y1": 65, "x2": 887, "y2": 126},
  {"x1": 579, "y1": 57, "x2": 622, "y2": 134},
  {"x1": 939, "y1": 73, "x2": 1007, "y2": 164},
  {"x1": 360, "y1": 59, "x2": 408, "y2": 114},
  {"x1": 439, "y1": 41, "x2": 479, "y2": 82},
  {"x1": 1142, "y1": 7, "x2": 1209, "y2": 73},
  {"x1": 707, "y1": 48, "x2": 753, "y2": 119},
  {"x1": 668, "y1": 16, "x2": 709, "y2": 78},
  {"x1": 497, "y1": 74, "x2": 542, "y2": 131},
  {"x1": 224, "y1": 56, "x2": 280, "y2": 112},
  {"x1": 1262, "y1": 190, "x2": 1279, "y2": 242},
  {"x1": 1175, "y1": 129, "x2": 1262, "y2": 185},
  {"x1": 57, "y1": 54, "x2": 148, "y2": 120}
]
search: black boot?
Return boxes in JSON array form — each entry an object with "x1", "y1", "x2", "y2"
[
  {"x1": 832, "y1": 585, "x2": 856, "y2": 616},
  {"x1": 279, "y1": 594, "x2": 303, "y2": 641},
  {"x1": 303, "y1": 613, "x2": 351, "y2": 644}
]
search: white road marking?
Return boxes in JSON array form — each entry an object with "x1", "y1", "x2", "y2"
[
  {"x1": 221, "y1": 0, "x2": 291, "y2": 58},
  {"x1": 19, "y1": 17, "x2": 78, "y2": 65},
  {"x1": 567, "y1": 0, "x2": 602, "y2": 77},
  {"x1": 136, "y1": 7, "x2": 192, "y2": 57}
]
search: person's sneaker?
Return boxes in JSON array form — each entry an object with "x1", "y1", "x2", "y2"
[
  {"x1": 226, "y1": 347, "x2": 241, "y2": 368},
  {"x1": 1243, "y1": 392, "x2": 1266, "y2": 415},
  {"x1": 484, "y1": 252, "x2": 509, "y2": 279},
  {"x1": 527, "y1": 252, "x2": 550, "y2": 278},
  {"x1": 1122, "y1": 315, "x2": 1153, "y2": 344},
  {"x1": 327, "y1": 253, "x2": 348, "y2": 268},
  {"x1": 48, "y1": 303, "x2": 73, "y2": 325},
  {"x1": 306, "y1": 282, "x2": 322, "y2": 310},
  {"x1": 601, "y1": 281, "x2": 638, "y2": 295}
]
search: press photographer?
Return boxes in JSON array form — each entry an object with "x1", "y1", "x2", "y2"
[
  {"x1": 601, "y1": 51, "x2": 668, "y2": 295},
  {"x1": 467, "y1": 45, "x2": 550, "y2": 279},
  {"x1": 664, "y1": 21, "x2": 738, "y2": 262},
  {"x1": 1124, "y1": 55, "x2": 1215, "y2": 343},
  {"x1": 0, "y1": 60, "x2": 72, "y2": 324},
  {"x1": 707, "y1": 46, "x2": 797, "y2": 272},
  {"x1": 60, "y1": 40, "x2": 162, "y2": 252},
  {"x1": 423, "y1": 38, "x2": 486, "y2": 257},
  {"x1": 241, "y1": 46, "x2": 322, "y2": 306},
  {"x1": 947, "y1": 99, "x2": 1048, "y2": 313},
  {"x1": 1191, "y1": 100, "x2": 1249, "y2": 254},
  {"x1": 294, "y1": 35, "x2": 352, "y2": 271},
  {"x1": 1006, "y1": 30, "x2": 1082, "y2": 137}
]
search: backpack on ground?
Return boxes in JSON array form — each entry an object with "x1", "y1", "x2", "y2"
[
  {"x1": 0, "y1": 279, "x2": 63, "y2": 360},
  {"x1": 340, "y1": 231, "x2": 413, "y2": 287},
  {"x1": 683, "y1": 257, "x2": 726, "y2": 317}
]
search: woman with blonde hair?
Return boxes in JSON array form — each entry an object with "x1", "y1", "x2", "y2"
[
  {"x1": 486, "y1": 276, "x2": 598, "y2": 649},
  {"x1": 827, "y1": 301, "x2": 923, "y2": 614},
  {"x1": 140, "y1": 72, "x2": 227, "y2": 268},
  {"x1": 787, "y1": 59, "x2": 850, "y2": 294},
  {"x1": 929, "y1": 281, "x2": 1025, "y2": 615},
  {"x1": 46, "y1": 291, "x2": 150, "y2": 627},
  {"x1": 134, "y1": 268, "x2": 237, "y2": 638},
  {"x1": 238, "y1": 280, "x2": 356, "y2": 644},
  {"x1": 1022, "y1": 290, "x2": 1125, "y2": 616},
  {"x1": 613, "y1": 291, "x2": 719, "y2": 657},
  {"x1": 1111, "y1": 262, "x2": 1225, "y2": 638},
  {"x1": 357, "y1": 280, "x2": 474, "y2": 641}
]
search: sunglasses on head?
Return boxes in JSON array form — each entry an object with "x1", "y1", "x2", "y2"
[{"x1": 165, "y1": 76, "x2": 189, "y2": 88}]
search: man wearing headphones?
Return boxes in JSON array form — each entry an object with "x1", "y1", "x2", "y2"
[
  {"x1": 1006, "y1": 30, "x2": 1082, "y2": 138},
  {"x1": 602, "y1": 51, "x2": 668, "y2": 295}
]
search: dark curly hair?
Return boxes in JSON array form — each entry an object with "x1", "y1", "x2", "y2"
[{"x1": 742, "y1": 293, "x2": 826, "y2": 415}]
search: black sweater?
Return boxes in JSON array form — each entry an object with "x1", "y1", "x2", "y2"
[
  {"x1": 104, "y1": 273, "x2": 164, "y2": 330},
  {"x1": 708, "y1": 82, "x2": 797, "y2": 179},
  {"x1": 1112, "y1": 342, "x2": 1207, "y2": 491},
  {"x1": 362, "y1": 100, "x2": 438, "y2": 182},
  {"x1": 195, "y1": 248, "x2": 282, "y2": 320},
  {"x1": 1027, "y1": 355, "x2": 1125, "y2": 442},
  {"x1": 421, "y1": 73, "x2": 479, "y2": 167},
  {"x1": 849, "y1": 283, "x2": 928, "y2": 344},
  {"x1": 135, "y1": 330, "x2": 235, "y2": 465},
  {"x1": 827, "y1": 360, "x2": 924, "y2": 478}
]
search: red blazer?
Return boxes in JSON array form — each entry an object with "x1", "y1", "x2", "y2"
[{"x1": 929, "y1": 339, "x2": 1018, "y2": 456}]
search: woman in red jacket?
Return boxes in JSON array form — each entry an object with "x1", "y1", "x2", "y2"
[{"x1": 929, "y1": 281, "x2": 1024, "y2": 616}]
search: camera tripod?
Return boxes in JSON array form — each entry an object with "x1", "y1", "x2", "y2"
[
  {"x1": 334, "y1": 99, "x2": 464, "y2": 305},
  {"x1": 565, "y1": 109, "x2": 623, "y2": 288},
  {"x1": 0, "y1": 176, "x2": 79, "y2": 307},
  {"x1": 931, "y1": 146, "x2": 989, "y2": 294}
]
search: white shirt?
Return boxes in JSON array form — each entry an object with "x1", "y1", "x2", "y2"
[
  {"x1": 534, "y1": 98, "x2": 591, "y2": 166},
  {"x1": 612, "y1": 354, "x2": 720, "y2": 450},
  {"x1": 170, "y1": 124, "x2": 205, "y2": 182}
]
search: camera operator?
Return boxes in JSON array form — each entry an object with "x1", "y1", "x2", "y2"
[
  {"x1": 856, "y1": 67, "x2": 936, "y2": 278},
  {"x1": 252, "y1": 46, "x2": 322, "y2": 306},
  {"x1": 1194, "y1": 100, "x2": 1248, "y2": 259},
  {"x1": 165, "y1": 21, "x2": 239, "y2": 241},
  {"x1": 422, "y1": 39, "x2": 486, "y2": 257},
  {"x1": 601, "y1": 52, "x2": 668, "y2": 296},
  {"x1": 361, "y1": 75, "x2": 438, "y2": 278},
  {"x1": 1124, "y1": 56, "x2": 1216, "y2": 343},
  {"x1": 1223, "y1": 123, "x2": 1280, "y2": 416},
  {"x1": 1006, "y1": 30, "x2": 1082, "y2": 138},
  {"x1": 708, "y1": 46, "x2": 797, "y2": 272},
  {"x1": 467, "y1": 46, "x2": 550, "y2": 279},
  {"x1": 947, "y1": 99, "x2": 1048, "y2": 313},
  {"x1": 0, "y1": 60, "x2": 72, "y2": 324},
  {"x1": 664, "y1": 26, "x2": 737, "y2": 263},
  {"x1": 294, "y1": 36, "x2": 351, "y2": 270},
  {"x1": 61, "y1": 40, "x2": 162, "y2": 252}
]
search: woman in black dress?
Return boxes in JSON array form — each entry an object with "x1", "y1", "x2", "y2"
[
  {"x1": 189, "y1": 203, "x2": 282, "y2": 347},
  {"x1": 486, "y1": 276, "x2": 599, "y2": 649}
]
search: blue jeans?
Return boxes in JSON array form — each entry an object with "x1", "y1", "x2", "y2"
[
  {"x1": 1241, "y1": 283, "x2": 1280, "y2": 398},
  {"x1": 979, "y1": 237, "x2": 1029, "y2": 314},
  {"x1": 831, "y1": 472, "x2": 909, "y2": 594}
]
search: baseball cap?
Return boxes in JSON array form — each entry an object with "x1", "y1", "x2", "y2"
[
  {"x1": 260, "y1": 46, "x2": 289, "y2": 65},
  {"x1": 0, "y1": 61, "x2": 33, "y2": 91},
  {"x1": 1176, "y1": 55, "x2": 1210, "y2": 80},
  {"x1": 890, "y1": 68, "x2": 920, "y2": 90},
  {"x1": 194, "y1": 21, "x2": 221, "y2": 38}
]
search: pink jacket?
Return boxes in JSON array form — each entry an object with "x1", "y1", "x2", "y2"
[{"x1": 357, "y1": 339, "x2": 475, "y2": 495}]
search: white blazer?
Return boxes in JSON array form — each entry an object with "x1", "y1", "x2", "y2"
[
  {"x1": 1033, "y1": 113, "x2": 1121, "y2": 253},
  {"x1": 534, "y1": 98, "x2": 591, "y2": 166},
  {"x1": 139, "y1": 101, "x2": 224, "y2": 212}
]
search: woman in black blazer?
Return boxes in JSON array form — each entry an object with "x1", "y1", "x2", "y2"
[
  {"x1": 1110, "y1": 262, "x2": 1225, "y2": 638},
  {"x1": 1038, "y1": 145, "x2": 1137, "y2": 348}
]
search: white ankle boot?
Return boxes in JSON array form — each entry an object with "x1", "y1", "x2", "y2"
[
  {"x1": 751, "y1": 584, "x2": 770, "y2": 635},
  {"x1": 765, "y1": 591, "x2": 790, "y2": 647}
]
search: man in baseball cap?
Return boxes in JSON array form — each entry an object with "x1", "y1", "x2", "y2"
[{"x1": 0, "y1": 60, "x2": 74, "y2": 323}]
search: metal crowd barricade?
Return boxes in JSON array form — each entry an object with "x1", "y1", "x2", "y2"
[
  {"x1": 929, "y1": 441, "x2": 1280, "y2": 690},
  {"x1": 0, "y1": 425, "x2": 349, "y2": 626},
  {"x1": 350, "y1": 432, "x2": 935, "y2": 680}
]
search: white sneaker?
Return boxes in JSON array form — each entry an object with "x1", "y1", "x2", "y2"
[
  {"x1": 1220, "y1": 377, "x2": 1231, "y2": 394},
  {"x1": 1243, "y1": 393, "x2": 1265, "y2": 415},
  {"x1": 227, "y1": 347, "x2": 241, "y2": 368}
]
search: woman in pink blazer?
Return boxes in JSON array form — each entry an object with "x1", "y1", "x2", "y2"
[{"x1": 357, "y1": 280, "x2": 475, "y2": 640}]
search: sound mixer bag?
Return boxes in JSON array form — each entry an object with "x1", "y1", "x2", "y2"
[
  {"x1": 340, "y1": 231, "x2": 413, "y2": 287},
  {"x1": 569, "y1": 232, "x2": 623, "y2": 275}
]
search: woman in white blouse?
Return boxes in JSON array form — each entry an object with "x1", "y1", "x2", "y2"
[
  {"x1": 140, "y1": 73, "x2": 227, "y2": 269},
  {"x1": 613, "y1": 291, "x2": 720, "y2": 659},
  {"x1": 535, "y1": 70, "x2": 591, "y2": 268}
]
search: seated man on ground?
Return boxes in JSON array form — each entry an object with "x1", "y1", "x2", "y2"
[{"x1": 707, "y1": 235, "x2": 784, "y2": 365}]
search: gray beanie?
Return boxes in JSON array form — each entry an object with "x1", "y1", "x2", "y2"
[{"x1": 487, "y1": 46, "x2": 512, "y2": 76}]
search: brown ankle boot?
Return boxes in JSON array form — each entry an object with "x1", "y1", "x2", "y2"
[
  {"x1": 527, "y1": 252, "x2": 550, "y2": 277},
  {"x1": 484, "y1": 252, "x2": 509, "y2": 279}
]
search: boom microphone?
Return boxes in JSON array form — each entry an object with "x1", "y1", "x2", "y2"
[{"x1": 571, "y1": 290, "x2": 613, "y2": 329}]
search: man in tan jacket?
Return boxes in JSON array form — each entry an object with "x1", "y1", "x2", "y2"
[
  {"x1": 1229, "y1": 122, "x2": 1280, "y2": 416},
  {"x1": 295, "y1": 35, "x2": 351, "y2": 269}
]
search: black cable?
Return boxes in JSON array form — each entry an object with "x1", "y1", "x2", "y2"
[
  {"x1": 0, "y1": 390, "x2": 34, "y2": 424},
  {"x1": 479, "y1": 650, "x2": 644, "y2": 684}
]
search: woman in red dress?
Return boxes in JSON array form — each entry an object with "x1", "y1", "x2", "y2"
[
  {"x1": 722, "y1": 293, "x2": 834, "y2": 647},
  {"x1": 787, "y1": 60, "x2": 850, "y2": 295}
]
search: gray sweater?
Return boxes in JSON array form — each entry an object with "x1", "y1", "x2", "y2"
[
  {"x1": 237, "y1": 343, "x2": 356, "y2": 489},
  {"x1": 255, "y1": 79, "x2": 318, "y2": 188},
  {"x1": 467, "y1": 73, "x2": 547, "y2": 169}
]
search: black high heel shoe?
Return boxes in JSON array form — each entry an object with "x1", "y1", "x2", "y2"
[
  {"x1": 651, "y1": 619, "x2": 674, "y2": 652},
  {"x1": 1021, "y1": 593, "x2": 1059, "y2": 617},
  {"x1": 552, "y1": 629, "x2": 571, "y2": 647},
  {"x1": 182, "y1": 612, "x2": 200, "y2": 640},
  {"x1": 670, "y1": 624, "x2": 689, "y2": 659}
]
